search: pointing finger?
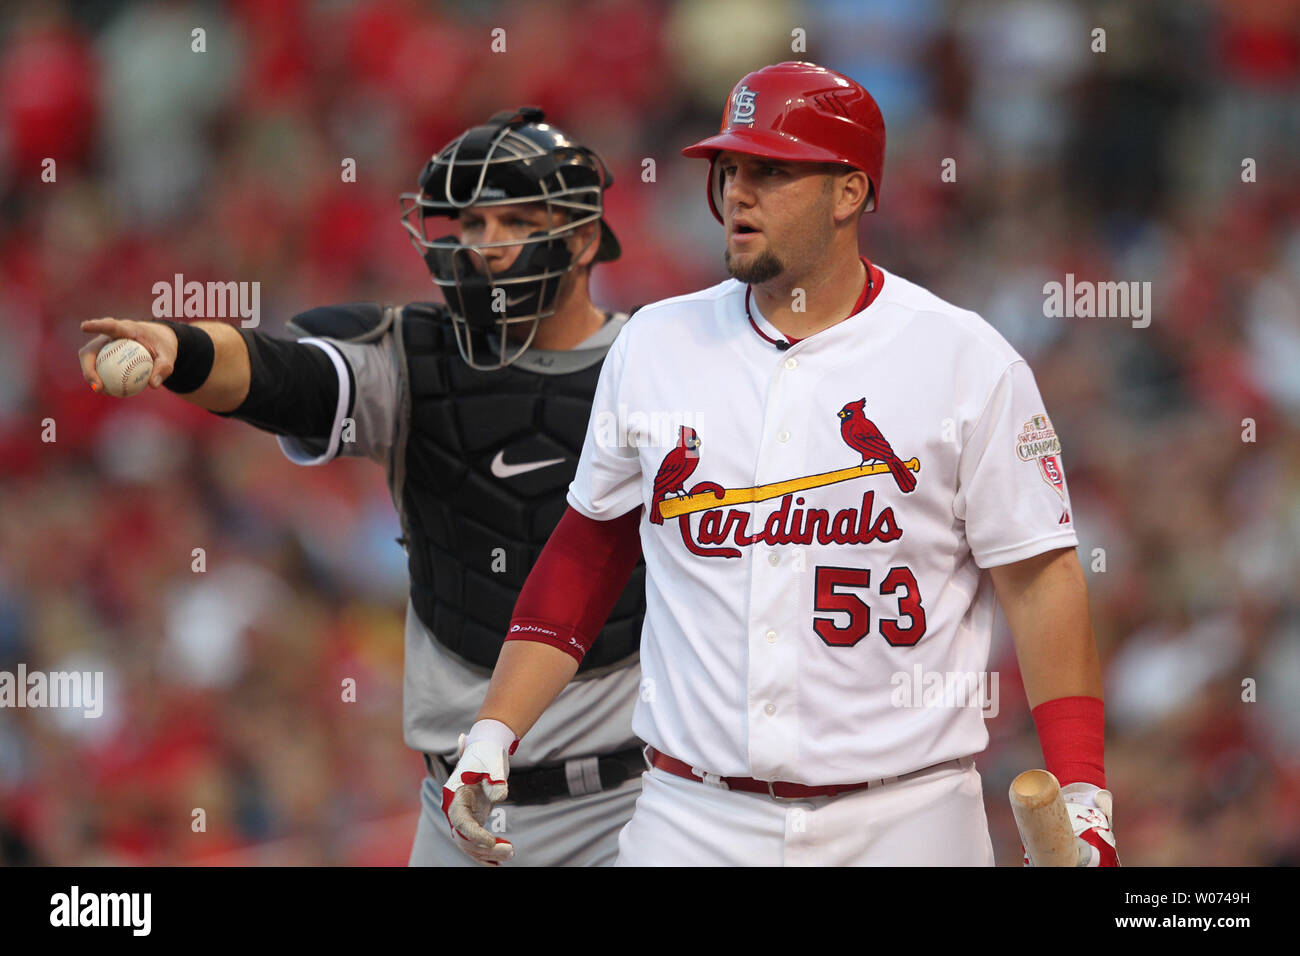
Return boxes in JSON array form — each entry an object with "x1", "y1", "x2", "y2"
[{"x1": 80, "y1": 318, "x2": 125, "y2": 337}]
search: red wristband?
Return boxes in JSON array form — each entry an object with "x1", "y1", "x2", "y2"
[
  {"x1": 1030, "y1": 695, "x2": 1106, "y2": 789},
  {"x1": 506, "y1": 619, "x2": 593, "y2": 664}
]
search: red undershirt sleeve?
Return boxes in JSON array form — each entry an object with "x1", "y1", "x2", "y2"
[
  {"x1": 505, "y1": 505, "x2": 644, "y2": 663},
  {"x1": 1030, "y1": 695, "x2": 1106, "y2": 788}
]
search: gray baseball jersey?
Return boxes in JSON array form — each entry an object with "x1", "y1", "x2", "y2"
[
  {"x1": 276, "y1": 314, "x2": 642, "y2": 764},
  {"x1": 276, "y1": 312, "x2": 644, "y2": 865}
]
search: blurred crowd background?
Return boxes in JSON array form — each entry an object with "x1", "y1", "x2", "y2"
[{"x1": 1, "y1": 0, "x2": 1298, "y2": 865}]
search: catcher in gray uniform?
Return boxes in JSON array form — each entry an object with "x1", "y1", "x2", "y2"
[{"x1": 77, "y1": 107, "x2": 647, "y2": 866}]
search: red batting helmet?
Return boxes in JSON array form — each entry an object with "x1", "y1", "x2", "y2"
[{"x1": 681, "y1": 61, "x2": 886, "y2": 223}]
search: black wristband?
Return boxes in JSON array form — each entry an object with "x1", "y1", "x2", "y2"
[{"x1": 158, "y1": 320, "x2": 215, "y2": 394}]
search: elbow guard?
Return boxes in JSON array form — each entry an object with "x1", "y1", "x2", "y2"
[{"x1": 214, "y1": 328, "x2": 354, "y2": 438}]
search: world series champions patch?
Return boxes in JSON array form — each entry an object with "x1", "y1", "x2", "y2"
[{"x1": 1016, "y1": 414, "x2": 1069, "y2": 520}]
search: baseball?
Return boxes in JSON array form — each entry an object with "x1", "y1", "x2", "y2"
[{"x1": 95, "y1": 338, "x2": 154, "y2": 398}]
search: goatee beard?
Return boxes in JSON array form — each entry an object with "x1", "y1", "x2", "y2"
[{"x1": 725, "y1": 247, "x2": 784, "y2": 284}]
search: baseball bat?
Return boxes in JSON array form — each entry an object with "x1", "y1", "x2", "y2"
[{"x1": 1008, "y1": 769, "x2": 1086, "y2": 867}]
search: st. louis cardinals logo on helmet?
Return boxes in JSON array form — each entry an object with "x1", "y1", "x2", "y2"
[
  {"x1": 683, "y1": 62, "x2": 887, "y2": 223},
  {"x1": 729, "y1": 85, "x2": 758, "y2": 126},
  {"x1": 399, "y1": 106, "x2": 621, "y2": 370}
]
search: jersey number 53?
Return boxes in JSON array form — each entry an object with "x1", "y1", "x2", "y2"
[{"x1": 812, "y1": 566, "x2": 927, "y2": 647}]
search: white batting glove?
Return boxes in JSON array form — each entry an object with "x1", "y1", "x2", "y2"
[
  {"x1": 1020, "y1": 782, "x2": 1120, "y2": 867},
  {"x1": 1061, "y1": 782, "x2": 1120, "y2": 867},
  {"x1": 440, "y1": 719, "x2": 519, "y2": 866}
]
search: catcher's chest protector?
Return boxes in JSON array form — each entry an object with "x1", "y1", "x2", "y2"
[{"x1": 395, "y1": 303, "x2": 645, "y2": 674}]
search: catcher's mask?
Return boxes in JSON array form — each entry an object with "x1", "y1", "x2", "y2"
[{"x1": 399, "y1": 106, "x2": 620, "y2": 370}]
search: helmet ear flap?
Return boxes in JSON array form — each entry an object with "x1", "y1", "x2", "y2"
[{"x1": 707, "y1": 155, "x2": 725, "y2": 224}]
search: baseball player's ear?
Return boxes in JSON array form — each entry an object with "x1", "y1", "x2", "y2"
[
  {"x1": 572, "y1": 220, "x2": 601, "y2": 268},
  {"x1": 834, "y1": 170, "x2": 871, "y2": 224}
]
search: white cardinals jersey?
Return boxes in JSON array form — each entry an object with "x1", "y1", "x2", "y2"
[{"x1": 567, "y1": 266, "x2": 1078, "y2": 785}]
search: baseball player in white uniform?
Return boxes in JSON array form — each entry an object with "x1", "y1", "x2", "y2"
[
  {"x1": 78, "y1": 108, "x2": 648, "y2": 867},
  {"x1": 441, "y1": 64, "x2": 1119, "y2": 866}
]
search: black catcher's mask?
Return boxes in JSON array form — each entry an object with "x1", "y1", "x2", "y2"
[{"x1": 399, "y1": 106, "x2": 620, "y2": 369}]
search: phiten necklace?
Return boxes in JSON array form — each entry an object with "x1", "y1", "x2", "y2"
[{"x1": 744, "y1": 263, "x2": 874, "y2": 351}]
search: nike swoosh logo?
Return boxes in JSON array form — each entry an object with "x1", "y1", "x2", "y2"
[{"x1": 490, "y1": 450, "x2": 565, "y2": 479}]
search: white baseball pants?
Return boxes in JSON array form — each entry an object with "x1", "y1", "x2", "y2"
[{"x1": 615, "y1": 756, "x2": 996, "y2": 866}]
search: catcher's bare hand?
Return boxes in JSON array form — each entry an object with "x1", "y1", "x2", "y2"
[{"x1": 79, "y1": 317, "x2": 179, "y2": 392}]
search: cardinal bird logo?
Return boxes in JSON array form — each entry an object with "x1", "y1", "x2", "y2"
[
  {"x1": 650, "y1": 426, "x2": 702, "y2": 524},
  {"x1": 838, "y1": 399, "x2": 917, "y2": 494}
]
